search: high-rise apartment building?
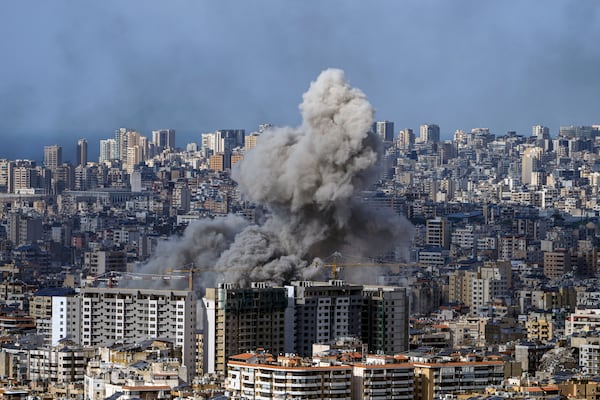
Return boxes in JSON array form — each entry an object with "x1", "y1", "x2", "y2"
[
  {"x1": 51, "y1": 164, "x2": 74, "y2": 195},
  {"x1": 172, "y1": 182, "x2": 191, "y2": 213},
  {"x1": 114, "y1": 128, "x2": 129, "y2": 161},
  {"x1": 203, "y1": 281, "x2": 410, "y2": 374},
  {"x1": 293, "y1": 282, "x2": 410, "y2": 356},
  {"x1": 126, "y1": 145, "x2": 143, "y2": 174},
  {"x1": 152, "y1": 129, "x2": 176, "y2": 152},
  {"x1": 80, "y1": 287, "x2": 197, "y2": 379},
  {"x1": 559, "y1": 125, "x2": 594, "y2": 139},
  {"x1": 218, "y1": 129, "x2": 245, "y2": 149},
  {"x1": 200, "y1": 132, "x2": 216, "y2": 156},
  {"x1": 532, "y1": 125, "x2": 550, "y2": 139},
  {"x1": 521, "y1": 146, "x2": 543, "y2": 186},
  {"x1": 0, "y1": 159, "x2": 12, "y2": 193},
  {"x1": 7, "y1": 212, "x2": 43, "y2": 247},
  {"x1": 375, "y1": 120, "x2": 395, "y2": 143},
  {"x1": 83, "y1": 249, "x2": 127, "y2": 276},
  {"x1": 419, "y1": 124, "x2": 440, "y2": 144},
  {"x1": 290, "y1": 280, "x2": 364, "y2": 356},
  {"x1": 362, "y1": 285, "x2": 410, "y2": 355},
  {"x1": 202, "y1": 129, "x2": 245, "y2": 156},
  {"x1": 74, "y1": 165, "x2": 99, "y2": 191},
  {"x1": 127, "y1": 131, "x2": 144, "y2": 159},
  {"x1": 203, "y1": 283, "x2": 289, "y2": 375},
  {"x1": 245, "y1": 133, "x2": 259, "y2": 152},
  {"x1": 397, "y1": 128, "x2": 414, "y2": 150},
  {"x1": 209, "y1": 153, "x2": 225, "y2": 172},
  {"x1": 425, "y1": 217, "x2": 450, "y2": 249},
  {"x1": 77, "y1": 138, "x2": 88, "y2": 167},
  {"x1": 43, "y1": 145, "x2": 62, "y2": 170},
  {"x1": 99, "y1": 139, "x2": 117, "y2": 163},
  {"x1": 11, "y1": 162, "x2": 35, "y2": 193}
]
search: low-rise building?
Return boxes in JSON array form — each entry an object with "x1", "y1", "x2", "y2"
[
  {"x1": 566, "y1": 308, "x2": 600, "y2": 336},
  {"x1": 227, "y1": 353, "x2": 352, "y2": 400},
  {"x1": 351, "y1": 357, "x2": 414, "y2": 400},
  {"x1": 412, "y1": 360, "x2": 504, "y2": 400},
  {"x1": 526, "y1": 312, "x2": 555, "y2": 343},
  {"x1": 84, "y1": 357, "x2": 183, "y2": 400},
  {"x1": 28, "y1": 340, "x2": 95, "y2": 388}
]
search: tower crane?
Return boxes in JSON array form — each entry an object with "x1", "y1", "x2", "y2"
[
  {"x1": 166, "y1": 263, "x2": 212, "y2": 291},
  {"x1": 312, "y1": 252, "x2": 427, "y2": 280},
  {"x1": 89, "y1": 271, "x2": 179, "y2": 288}
]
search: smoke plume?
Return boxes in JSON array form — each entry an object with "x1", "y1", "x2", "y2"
[{"x1": 139, "y1": 68, "x2": 413, "y2": 290}]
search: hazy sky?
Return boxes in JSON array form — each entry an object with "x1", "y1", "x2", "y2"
[{"x1": 1, "y1": 1, "x2": 599, "y2": 161}]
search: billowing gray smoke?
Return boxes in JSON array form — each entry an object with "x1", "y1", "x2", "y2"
[{"x1": 141, "y1": 68, "x2": 413, "y2": 290}]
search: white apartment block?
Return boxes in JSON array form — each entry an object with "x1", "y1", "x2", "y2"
[
  {"x1": 80, "y1": 287, "x2": 197, "y2": 379},
  {"x1": 580, "y1": 342, "x2": 600, "y2": 375},
  {"x1": 227, "y1": 353, "x2": 498, "y2": 400},
  {"x1": 228, "y1": 355, "x2": 352, "y2": 400},
  {"x1": 29, "y1": 288, "x2": 81, "y2": 347},
  {"x1": 566, "y1": 309, "x2": 600, "y2": 336}
]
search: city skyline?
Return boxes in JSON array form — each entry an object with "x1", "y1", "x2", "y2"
[{"x1": 2, "y1": 1, "x2": 600, "y2": 160}]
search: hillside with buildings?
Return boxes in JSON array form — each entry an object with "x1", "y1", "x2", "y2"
[{"x1": 2, "y1": 73, "x2": 600, "y2": 399}]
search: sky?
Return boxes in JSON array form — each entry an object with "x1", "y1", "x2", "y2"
[{"x1": 1, "y1": 1, "x2": 599, "y2": 162}]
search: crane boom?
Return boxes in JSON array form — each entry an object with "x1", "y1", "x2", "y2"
[
  {"x1": 166, "y1": 263, "x2": 212, "y2": 291},
  {"x1": 312, "y1": 253, "x2": 426, "y2": 279}
]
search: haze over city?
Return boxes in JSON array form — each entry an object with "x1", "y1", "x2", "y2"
[
  {"x1": 2, "y1": 1, "x2": 600, "y2": 160},
  {"x1": 6, "y1": 2, "x2": 600, "y2": 398}
]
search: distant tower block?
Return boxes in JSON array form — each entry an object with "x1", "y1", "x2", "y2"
[
  {"x1": 398, "y1": 128, "x2": 414, "y2": 150},
  {"x1": 152, "y1": 129, "x2": 176, "y2": 152},
  {"x1": 245, "y1": 133, "x2": 260, "y2": 152},
  {"x1": 375, "y1": 120, "x2": 395, "y2": 143},
  {"x1": 77, "y1": 138, "x2": 88, "y2": 167},
  {"x1": 44, "y1": 144, "x2": 62, "y2": 170},
  {"x1": 420, "y1": 124, "x2": 440, "y2": 144}
]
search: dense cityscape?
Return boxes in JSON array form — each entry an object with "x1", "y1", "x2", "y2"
[{"x1": 0, "y1": 68, "x2": 599, "y2": 400}]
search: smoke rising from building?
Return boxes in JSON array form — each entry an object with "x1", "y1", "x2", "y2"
[{"x1": 140, "y1": 68, "x2": 413, "y2": 290}]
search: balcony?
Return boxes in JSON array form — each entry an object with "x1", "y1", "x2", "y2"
[
  {"x1": 287, "y1": 390, "x2": 320, "y2": 396},
  {"x1": 326, "y1": 381, "x2": 348, "y2": 389},
  {"x1": 365, "y1": 388, "x2": 389, "y2": 395}
]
